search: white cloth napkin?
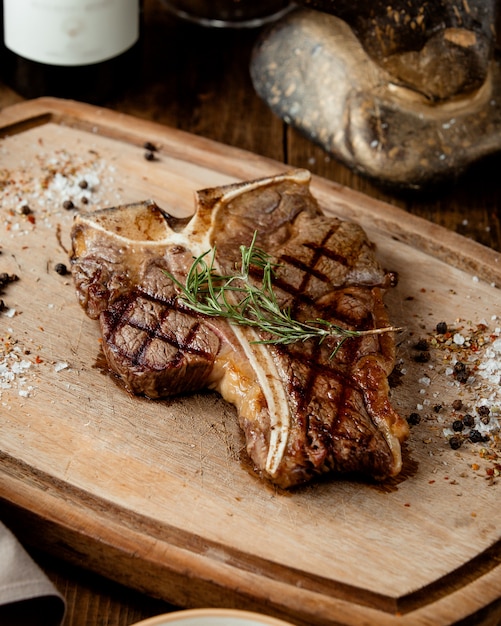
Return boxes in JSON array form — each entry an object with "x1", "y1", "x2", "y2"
[{"x1": 0, "y1": 521, "x2": 65, "y2": 625}]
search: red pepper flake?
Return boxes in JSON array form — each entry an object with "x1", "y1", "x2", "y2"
[
  {"x1": 471, "y1": 463, "x2": 480, "y2": 471},
  {"x1": 35, "y1": 355, "x2": 43, "y2": 364},
  {"x1": 404, "y1": 503, "x2": 411, "y2": 507},
  {"x1": 428, "y1": 479, "x2": 436, "y2": 484}
]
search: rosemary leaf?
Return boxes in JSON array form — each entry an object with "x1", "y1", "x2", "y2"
[{"x1": 163, "y1": 232, "x2": 399, "y2": 356}]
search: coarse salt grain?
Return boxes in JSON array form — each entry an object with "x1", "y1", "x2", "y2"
[
  {"x1": 12, "y1": 360, "x2": 32, "y2": 374},
  {"x1": 491, "y1": 338, "x2": 501, "y2": 352},
  {"x1": 0, "y1": 352, "x2": 33, "y2": 396}
]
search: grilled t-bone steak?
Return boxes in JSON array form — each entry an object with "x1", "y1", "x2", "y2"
[{"x1": 70, "y1": 169, "x2": 408, "y2": 488}]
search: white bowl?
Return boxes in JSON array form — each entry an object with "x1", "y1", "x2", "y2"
[{"x1": 131, "y1": 608, "x2": 296, "y2": 626}]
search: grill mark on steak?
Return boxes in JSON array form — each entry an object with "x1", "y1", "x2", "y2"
[
  {"x1": 264, "y1": 272, "x2": 315, "y2": 308},
  {"x1": 279, "y1": 224, "x2": 349, "y2": 319},
  {"x1": 296, "y1": 341, "x2": 324, "y2": 446},
  {"x1": 303, "y1": 244, "x2": 349, "y2": 267},
  {"x1": 286, "y1": 344, "x2": 334, "y2": 410},
  {"x1": 283, "y1": 330, "x2": 374, "y2": 460},
  {"x1": 301, "y1": 224, "x2": 350, "y2": 270},
  {"x1": 70, "y1": 169, "x2": 409, "y2": 488},
  {"x1": 101, "y1": 289, "x2": 222, "y2": 398},
  {"x1": 279, "y1": 254, "x2": 333, "y2": 287},
  {"x1": 262, "y1": 229, "x2": 342, "y2": 311},
  {"x1": 113, "y1": 295, "x2": 216, "y2": 362}
]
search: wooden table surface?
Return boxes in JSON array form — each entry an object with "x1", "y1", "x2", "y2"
[{"x1": 1, "y1": 1, "x2": 500, "y2": 625}]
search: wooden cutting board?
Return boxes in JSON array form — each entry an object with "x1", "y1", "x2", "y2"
[{"x1": 1, "y1": 98, "x2": 500, "y2": 626}]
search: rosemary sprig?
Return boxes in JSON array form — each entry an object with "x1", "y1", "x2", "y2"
[{"x1": 165, "y1": 233, "x2": 399, "y2": 356}]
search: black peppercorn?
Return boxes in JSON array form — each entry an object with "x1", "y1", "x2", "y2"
[
  {"x1": 413, "y1": 351, "x2": 431, "y2": 363},
  {"x1": 414, "y1": 339, "x2": 429, "y2": 351},
  {"x1": 477, "y1": 405, "x2": 490, "y2": 417},
  {"x1": 63, "y1": 199, "x2": 75, "y2": 210},
  {"x1": 463, "y1": 414, "x2": 475, "y2": 427},
  {"x1": 143, "y1": 141, "x2": 157, "y2": 152},
  {"x1": 452, "y1": 420, "x2": 464, "y2": 432},
  {"x1": 433, "y1": 404, "x2": 442, "y2": 413},
  {"x1": 20, "y1": 204, "x2": 32, "y2": 215},
  {"x1": 55, "y1": 263, "x2": 68, "y2": 276},
  {"x1": 453, "y1": 362, "x2": 470, "y2": 383},
  {"x1": 407, "y1": 412, "x2": 421, "y2": 426},
  {"x1": 469, "y1": 429, "x2": 485, "y2": 443},
  {"x1": 436, "y1": 321, "x2": 448, "y2": 334},
  {"x1": 449, "y1": 436, "x2": 463, "y2": 450},
  {"x1": 79, "y1": 179, "x2": 88, "y2": 189},
  {"x1": 0, "y1": 273, "x2": 19, "y2": 288},
  {"x1": 144, "y1": 150, "x2": 156, "y2": 161}
]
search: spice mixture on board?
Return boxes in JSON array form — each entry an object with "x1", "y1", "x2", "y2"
[
  {"x1": 400, "y1": 317, "x2": 501, "y2": 485},
  {"x1": 1, "y1": 142, "x2": 124, "y2": 407}
]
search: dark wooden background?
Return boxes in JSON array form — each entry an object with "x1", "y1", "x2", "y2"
[{"x1": 1, "y1": 0, "x2": 500, "y2": 624}]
